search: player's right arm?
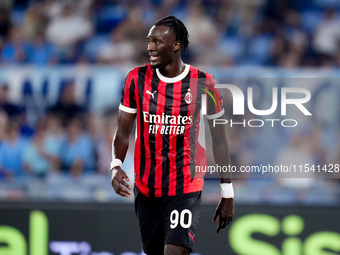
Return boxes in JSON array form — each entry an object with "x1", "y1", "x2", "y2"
[{"x1": 111, "y1": 110, "x2": 136, "y2": 198}]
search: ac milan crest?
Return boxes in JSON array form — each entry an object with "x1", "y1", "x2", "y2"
[{"x1": 185, "y1": 91, "x2": 193, "y2": 104}]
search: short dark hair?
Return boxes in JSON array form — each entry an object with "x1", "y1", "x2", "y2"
[{"x1": 154, "y1": 15, "x2": 189, "y2": 52}]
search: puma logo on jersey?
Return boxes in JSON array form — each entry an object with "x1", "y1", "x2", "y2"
[{"x1": 146, "y1": 90, "x2": 157, "y2": 99}]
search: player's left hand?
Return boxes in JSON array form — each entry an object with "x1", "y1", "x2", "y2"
[
  {"x1": 213, "y1": 198, "x2": 234, "y2": 233},
  {"x1": 111, "y1": 167, "x2": 132, "y2": 198}
]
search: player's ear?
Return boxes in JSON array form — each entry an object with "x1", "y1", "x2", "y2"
[{"x1": 173, "y1": 41, "x2": 181, "y2": 52}]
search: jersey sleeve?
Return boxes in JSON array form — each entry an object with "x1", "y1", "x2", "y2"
[
  {"x1": 205, "y1": 77, "x2": 224, "y2": 119},
  {"x1": 119, "y1": 69, "x2": 137, "y2": 114}
]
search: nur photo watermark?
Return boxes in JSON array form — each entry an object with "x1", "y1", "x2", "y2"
[
  {"x1": 195, "y1": 163, "x2": 339, "y2": 179},
  {"x1": 201, "y1": 84, "x2": 312, "y2": 128}
]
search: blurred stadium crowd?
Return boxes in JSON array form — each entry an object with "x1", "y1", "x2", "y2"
[
  {"x1": 0, "y1": 0, "x2": 339, "y2": 204},
  {"x1": 1, "y1": 0, "x2": 340, "y2": 67}
]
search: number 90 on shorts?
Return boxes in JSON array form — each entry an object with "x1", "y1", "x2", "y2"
[{"x1": 170, "y1": 209, "x2": 192, "y2": 229}]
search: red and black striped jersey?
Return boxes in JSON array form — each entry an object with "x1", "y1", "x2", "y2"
[{"x1": 119, "y1": 64, "x2": 224, "y2": 197}]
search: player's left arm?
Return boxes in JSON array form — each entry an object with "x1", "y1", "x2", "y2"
[{"x1": 207, "y1": 117, "x2": 234, "y2": 233}]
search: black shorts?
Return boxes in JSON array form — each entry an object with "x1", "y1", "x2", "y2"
[{"x1": 134, "y1": 186, "x2": 202, "y2": 254}]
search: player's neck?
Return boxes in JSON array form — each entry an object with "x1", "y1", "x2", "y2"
[{"x1": 158, "y1": 59, "x2": 186, "y2": 78}]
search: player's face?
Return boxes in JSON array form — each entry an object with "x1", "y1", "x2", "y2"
[{"x1": 147, "y1": 25, "x2": 178, "y2": 69}]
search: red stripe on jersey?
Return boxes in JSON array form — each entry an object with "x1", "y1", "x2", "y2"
[
  {"x1": 154, "y1": 80, "x2": 167, "y2": 197},
  {"x1": 168, "y1": 80, "x2": 182, "y2": 196},
  {"x1": 182, "y1": 67, "x2": 197, "y2": 194},
  {"x1": 122, "y1": 67, "x2": 145, "y2": 194},
  {"x1": 122, "y1": 73, "x2": 132, "y2": 108},
  {"x1": 123, "y1": 82, "x2": 130, "y2": 108},
  {"x1": 185, "y1": 67, "x2": 205, "y2": 193},
  {"x1": 135, "y1": 65, "x2": 154, "y2": 196},
  {"x1": 134, "y1": 71, "x2": 141, "y2": 185},
  {"x1": 193, "y1": 73, "x2": 209, "y2": 179},
  {"x1": 140, "y1": 66, "x2": 154, "y2": 195}
]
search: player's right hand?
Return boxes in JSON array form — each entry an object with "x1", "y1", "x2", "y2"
[{"x1": 111, "y1": 167, "x2": 132, "y2": 198}]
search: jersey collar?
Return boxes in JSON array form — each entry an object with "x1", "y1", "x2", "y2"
[{"x1": 156, "y1": 64, "x2": 190, "y2": 83}]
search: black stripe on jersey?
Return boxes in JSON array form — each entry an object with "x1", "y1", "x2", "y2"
[
  {"x1": 129, "y1": 78, "x2": 136, "y2": 108},
  {"x1": 176, "y1": 73, "x2": 190, "y2": 195},
  {"x1": 161, "y1": 83, "x2": 172, "y2": 197},
  {"x1": 147, "y1": 70, "x2": 159, "y2": 197},
  {"x1": 138, "y1": 66, "x2": 147, "y2": 182},
  {"x1": 190, "y1": 71, "x2": 206, "y2": 178}
]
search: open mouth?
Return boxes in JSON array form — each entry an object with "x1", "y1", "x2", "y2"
[{"x1": 150, "y1": 56, "x2": 159, "y2": 62}]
